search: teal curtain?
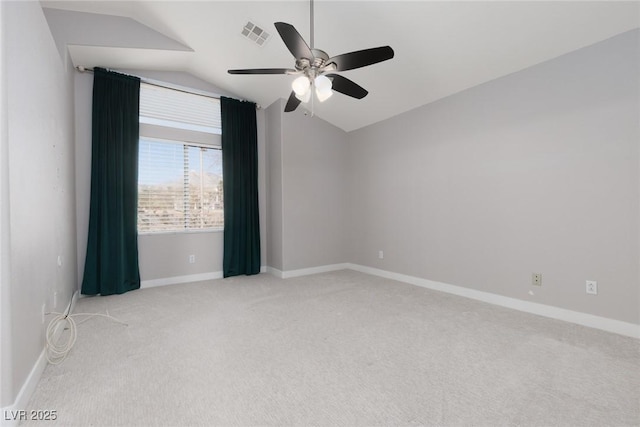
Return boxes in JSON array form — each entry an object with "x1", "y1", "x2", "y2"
[
  {"x1": 221, "y1": 97, "x2": 261, "y2": 277},
  {"x1": 81, "y1": 68, "x2": 141, "y2": 295}
]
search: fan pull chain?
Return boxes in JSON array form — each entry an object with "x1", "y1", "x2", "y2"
[{"x1": 311, "y1": 90, "x2": 315, "y2": 117}]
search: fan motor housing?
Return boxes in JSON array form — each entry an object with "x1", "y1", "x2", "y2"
[
  {"x1": 296, "y1": 49, "x2": 329, "y2": 71},
  {"x1": 311, "y1": 49, "x2": 329, "y2": 67}
]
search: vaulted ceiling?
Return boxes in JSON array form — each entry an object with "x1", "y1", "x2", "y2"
[{"x1": 42, "y1": 1, "x2": 639, "y2": 132}]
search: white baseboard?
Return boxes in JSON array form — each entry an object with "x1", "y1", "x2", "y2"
[
  {"x1": 69, "y1": 289, "x2": 79, "y2": 314},
  {"x1": 264, "y1": 262, "x2": 638, "y2": 339},
  {"x1": 278, "y1": 263, "x2": 349, "y2": 279},
  {"x1": 266, "y1": 266, "x2": 283, "y2": 278},
  {"x1": 0, "y1": 349, "x2": 47, "y2": 427},
  {"x1": 1, "y1": 291, "x2": 78, "y2": 427},
  {"x1": 347, "y1": 263, "x2": 640, "y2": 339},
  {"x1": 141, "y1": 271, "x2": 223, "y2": 288},
  {"x1": 141, "y1": 266, "x2": 268, "y2": 288}
]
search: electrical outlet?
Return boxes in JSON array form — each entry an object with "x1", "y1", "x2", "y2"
[
  {"x1": 378, "y1": 250, "x2": 384, "y2": 259},
  {"x1": 41, "y1": 303, "x2": 46, "y2": 324},
  {"x1": 586, "y1": 280, "x2": 597, "y2": 295},
  {"x1": 53, "y1": 292, "x2": 58, "y2": 309},
  {"x1": 189, "y1": 255, "x2": 195, "y2": 264},
  {"x1": 532, "y1": 273, "x2": 542, "y2": 286}
]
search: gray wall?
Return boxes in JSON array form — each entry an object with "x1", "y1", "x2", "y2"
[
  {"x1": 280, "y1": 108, "x2": 349, "y2": 271},
  {"x1": 0, "y1": 0, "x2": 10, "y2": 408},
  {"x1": 75, "y1": 70, "x2": 267, "y2": 284},
  {"x1": 265, "y1": 100, "x2": 284, "y2": 271},
  {"x1": 2, "y1": 1, "x2": 78, "y2": 405},
  {"x1": 265, "y1": 102, "x2": 350, "y2": 272},
  {"x1": 348, "y1": 30, "x2": 639, "y2": 324}
]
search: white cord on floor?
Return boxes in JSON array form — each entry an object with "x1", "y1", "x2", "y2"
[{"x1": 45, "y1": 311, "x2": 127, "y2": 365}]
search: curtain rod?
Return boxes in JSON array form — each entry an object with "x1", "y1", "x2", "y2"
[{"x1": 75, "y1": 66, "x2": 261, "y2": 109}]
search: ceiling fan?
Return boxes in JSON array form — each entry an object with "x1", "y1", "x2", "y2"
[{"x1": 228, "y1": 0, "x2": 394, "y2": 112}]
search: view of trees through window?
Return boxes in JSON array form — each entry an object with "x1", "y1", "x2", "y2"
[{"x1": 138, "y1": 138, "x2": 223, "y2": 233}]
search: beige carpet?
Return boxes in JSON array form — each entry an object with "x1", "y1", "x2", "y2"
[{"x1": 23, "y1": 270, "x2": 639, "y2": 426}]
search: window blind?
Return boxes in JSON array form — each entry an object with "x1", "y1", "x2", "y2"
[{"x1": 139, "y1": 83, "x2": 221, "y2": 146}]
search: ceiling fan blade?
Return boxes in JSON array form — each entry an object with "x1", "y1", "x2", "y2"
[
  {"x1": 284, "y1": 91, "x2": 301, "y2": 112},
  {"x1": 326, "y1": 74, "x2": 368, "y2": 99},
  {"x1": 327, "y1": 46, "x2": 394, "y2": 72},
  {"x1": 228, "y1": 68, "x2": 295, "y2": 75},
  {"x1": 274, "y1": 22, "x2": 314, "y2": 60}
]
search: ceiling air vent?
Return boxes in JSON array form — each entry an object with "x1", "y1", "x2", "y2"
[{"x1": 241, "y1": 21, "x2": 270, "y2": 46}]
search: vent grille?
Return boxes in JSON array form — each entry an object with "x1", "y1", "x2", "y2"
[{"x1": 241, "y1": 21, "x2": 270, "y2": 46}]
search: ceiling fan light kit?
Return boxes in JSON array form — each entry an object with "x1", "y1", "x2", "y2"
[
  {"x1": 228, "y1": 0, "x2": 394, "y2": 113},
  {"x1": 292, "y1": 74, "x2": 333, "y2": 103}
]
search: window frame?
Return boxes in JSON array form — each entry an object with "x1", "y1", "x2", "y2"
[{"x1": 137, "y1": 83, "x2": 223, "y2": 235}]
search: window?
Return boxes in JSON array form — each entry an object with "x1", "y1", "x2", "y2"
[{"x1": 137, "y1": 83, "x2": 223, "y2": 233}]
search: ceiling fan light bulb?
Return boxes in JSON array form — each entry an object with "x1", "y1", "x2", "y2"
[
  {"x1": 314, "y1": 74, "x2": 332, "y2": 91},
  {"x1": 316, "y1": 87, "x2": 333, "y2": 102},
  {"x1": 314, "y1": 74, "x2": 333, "y2": 102},
  {"x1": 295, "y1": 89, "x2": 311, "y2": 103},
  {"x1": 292, "y1": 76, "x2": 311, "y2": 96}
]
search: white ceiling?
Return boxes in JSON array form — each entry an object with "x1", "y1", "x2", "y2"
[{"x1": 42, "y1": 1, "x2": 639, "y2": 132}]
